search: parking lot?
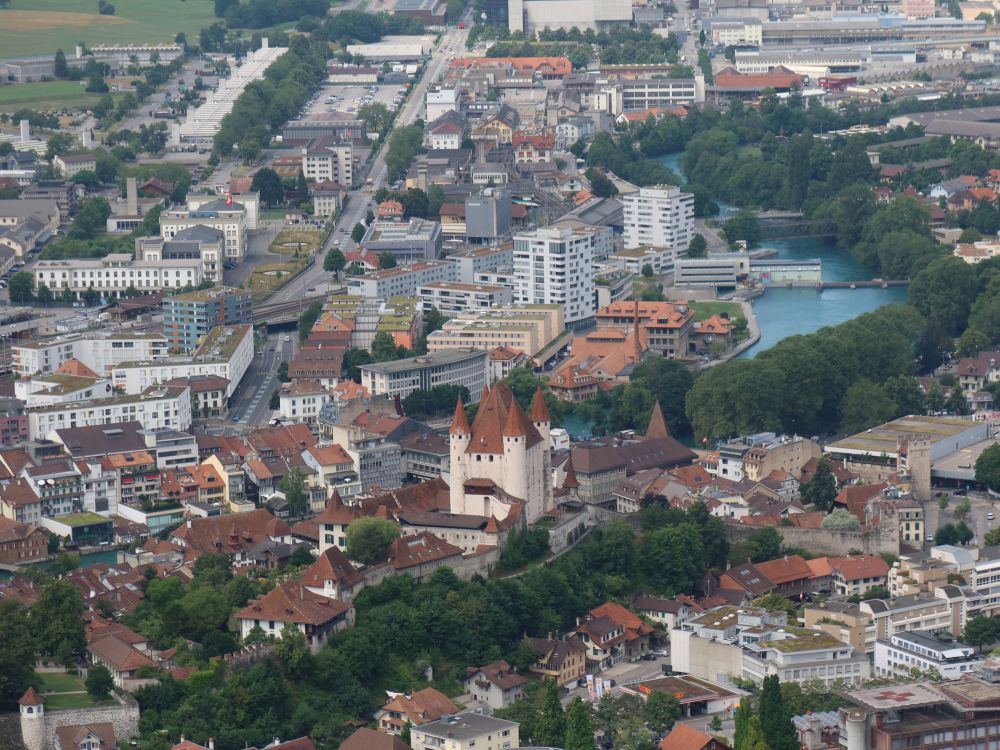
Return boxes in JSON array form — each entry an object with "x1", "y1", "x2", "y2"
[{"x1": 302, "y1": 81, "x2": 411, "y2": 119}]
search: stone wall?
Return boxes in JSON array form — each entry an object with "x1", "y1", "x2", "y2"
[
  {"x1": 0, "y1": 712, "x2": 25, "y2": 750},
  {"x1": 725, "y1": 515, "x2": 900, "y2": 557},
  {"x1": 20, "y1": 699, "x2": 140, "y2": 750}
]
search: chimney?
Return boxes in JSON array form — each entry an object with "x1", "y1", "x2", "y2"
[
  {"x1": 19, "y1": 120, "x2": 30, "y2": 143},
  {"x1": 126, "y1": 177, "x2": 138, "y2": 216},
  {"x1": 75, "y1": 44, "x2": 83, "y2": 59},
  {"x1": 81, "y1": 129, "x2": 93, "y2": 149}
]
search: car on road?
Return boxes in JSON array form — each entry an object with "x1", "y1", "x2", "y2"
[
  {"x1": 284, "y1": 335, "x2": 292, "y2": 342},
  {"x1": 990, "y1": 512, "x2": 996, "y2": 520}
]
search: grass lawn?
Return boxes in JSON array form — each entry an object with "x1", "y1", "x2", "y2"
[
  {"x1": 0, "y1": 0, "x2": 216, "y2": 59},
  {"x1": 269, "y1": 229, "x2": 325, "y2": 257},
  {"x1": 689, "y1": 300, "x2": 743, "y2": 321},
  {"x1": 38, "y1": 672, "x2": 85, "y2": 693},
  {"x1": 0, "y1": 81, "x2": 114, "y2": 112},
  {"x1": 45, "y1": 692, "x2": 114, "y2": 710},
  {"x1": 248, "y1": 260, "x2": 309, "y2": 302}
]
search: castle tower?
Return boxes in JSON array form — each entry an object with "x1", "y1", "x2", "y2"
[
  {"x1": 502, "y1": 398, "x2": 534, "y2": 517},
  {"x1": 530, "y1": 386, "x2": 553, "y2": 513},
  {"x1": 646, "y1": 400, "x2": 670, "y2": 439},
  {"x1": 19, "y1": 687, "x2": 45, "y2": 750},
  {"x1": 449, "y1": 397, "x2": 471, "y2": 514}
]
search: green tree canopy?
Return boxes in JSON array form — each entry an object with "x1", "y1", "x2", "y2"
[{"x1": 345, "y1": 516, "x2": 399, "y2": 563}]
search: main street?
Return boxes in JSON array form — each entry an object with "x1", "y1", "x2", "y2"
[
  {"x1": 225, "y1": 330, "x2": 295, "y2": 425},
  {"x1": 266, "y1": 19, "x2": 472, "y2": 304}
]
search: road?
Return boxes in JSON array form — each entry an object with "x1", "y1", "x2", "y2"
[
  {"x1": 922, "y1": 489, "x2": 998, "y2": 546},
  {"x1": 266, "y1": 19, "x2": 472, "y2": 304},
  {"x1": 225, "y1": 331, "x2": 295, "y2": 425},
  {"x1": 118, "y1": 58, "x2": 208, "y2": 133}
]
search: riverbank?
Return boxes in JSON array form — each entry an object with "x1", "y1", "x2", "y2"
[{"x1": 706, "y1": 300, "x2": 760, "y2": 367}]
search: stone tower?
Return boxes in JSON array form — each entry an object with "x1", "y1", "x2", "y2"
[
  {"x1": 19, "y1": 687, "x2": 45, "y2": 750},
  {"x1": 530, "y1": 386, "x2": 553, "y2": 513},
  {"x1": 448, "y1": 396, "x2": 472, "y2": 514},
  {"x1": 904, "y1": 437, "x2": 932, "y2": 502}
]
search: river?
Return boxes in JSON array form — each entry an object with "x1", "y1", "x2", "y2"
[
  {"x1": 0, "y1": 548, "x2": 121, "y2": 580},
  {"x1": 656, "y1": 152, "x2": 908, "y2": 358}
]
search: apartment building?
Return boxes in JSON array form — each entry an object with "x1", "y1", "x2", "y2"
[
  {"x1": 279, "y1": 380, "x2": 330, "y2": 424},
  {"x1": 347, "y1": 260, "x2": 455, "y2": 300},
  {"x1": 135, "y1": 226, "x2": 225, "y2": 284},
  {"x1": 360, "y1": 218, "x2": 443, "y2": 264},
  {"x1": 427, "y1": 304, "x2": 564, "y2": 357},
  {"x1": 28, "y1": 386, "x2": 192, "y2": 440},
  {"x1": 741, "y1": 626, "x2": 871, "y2": 686},
  {"x1": 301, "y1": 137, "x2": 354, "y2": 187},
  {"x1": 14, "y1": 333, "x2": 168, "y2": 377},
  {"x1": 861, "y1": 589, "x2": 965, "y2": 642},
  {"x1": 448, "y1": 243, "x2": 514, "y2": 283},
  {"x1": 111, "y1": 325, "x2": 253, "y2": 400},
  {"x1": 513, "y1": 225, "x2": 610, "y2": 327},
  {"x1": 595, "y1": 300, "x2": 694, "y2": 359},
  {"x1": 32, "y1": 254, "x2": 205, "y2": 300},
  {"x1": 875, "y1": 631, "x2": 980, "y2": 680},
  {"x1": 360, "y1": 349, "x2": 488, "y2": 403},
  {"x1": 162, "y1": 286, "x2": 252, "y2": 352},
  {"x1": 417, "y1": 281, "x2": 513, "y2": 315},
  {"x1": 622, "y1": 185, "x2": 695, "y2": 252},
  {"x1": 410, "y1": 714, "x2": 519, "y2": 750}
]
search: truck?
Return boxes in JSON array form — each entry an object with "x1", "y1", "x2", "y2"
[{"x1": 457, "y1": 21, "x2": 466, "y2": 28}]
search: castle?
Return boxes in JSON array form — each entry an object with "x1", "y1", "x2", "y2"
[
  {"x1": 19, "y1": 687, "x2": 140, "y2": 750},
  {"x1": 448, "y1": 383, "x2": 554, "y2": 524}
]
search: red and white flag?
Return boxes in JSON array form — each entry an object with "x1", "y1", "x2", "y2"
[{"x1": 225, "y1": 192, "x2": 233, "y2": 206}]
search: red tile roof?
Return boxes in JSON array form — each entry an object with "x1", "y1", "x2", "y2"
[
  {"x1": 378, "y1": 687, "x2": 459, "y2": 727},
  {"x1": 236, "y1": 580, "x2": 352, "y2": 626},
  {"x1": 660, "y1": 723, "x2": 728, "y2": 750},
  {"x1": 388, "y1": 531, "x2": 463, "y2": 571}
]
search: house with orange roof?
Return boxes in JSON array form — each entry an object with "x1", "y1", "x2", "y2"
[
  {"x1": 512, "y1": 131, "x2": 555, "y2": 166},
  {"x1": 548, "y1": 327, "x2": 647, "y2": 402},
  {"x1": 451, "y1": 56, "x2": 572, "y2": 79},
  {"x1": 713, "y1": 66, "x2": 804, "y2": 101},
  {"x1": 169, "y1": 508, "x2": 291, "y2": 565},
  {"x1": 659, "y1": 723, "x2": 730, "y2": 750},
  {"x1": 104, "y1": 451, "x2": 160, "y2": 510},
  {"x1": 811, "y1": 554, "x2": 890, "y2": 597},
  {"x1": 576, "y1": 601, "x2": 655, "y2": 668},
  {"x1": 596, "y1": 300, "x2": 695, "y2": 359},
  {"x1": 374, "y1": 687, "x2": 459, "y2": 734},
  {"x1": 692, "y1": 315, "x2": 734, "y2": 355},
  {"x1": 487, "y1": 346, "x2": 528, "y2": 383},
  {"x1": 88, "y1": 633, "x2": 159, "y2": 686},
  {"x1": 236, "y1": 579, "x2": 354, "y2": 652},
  {"x1": 615, "y1": 106, "x2": 687, "y2": 126},
  {"x1": 332, "y1": 379, "x2": 370, "y2": 405},
  {"x1": 301, "y1": 545, "x2": 364, "y2": 601},
  {"x1": 955, "y1": 240, "x2": 1000, "y2": 265},
  {"x1": 377, "y1": 199, "x2": 404, "y2": 221},
  {"x1": 302, "y1": 444, "x2": 359, "y2": 501}
]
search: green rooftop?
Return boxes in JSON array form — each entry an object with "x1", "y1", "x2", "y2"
[
  {"x1": 53, "y1": 512, "x2": 110, "y2": 527},
  {"x1": 766, "y1": 627, "x2": 844, "y2": 653}
]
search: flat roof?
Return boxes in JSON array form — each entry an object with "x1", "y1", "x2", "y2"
[
  {"x1": 826, "y1": 415, "x2": 980, "y2": 457},
  {"x1": 51, "y1": 512, "x2": 110, "y2": 527},
  {"x1": 359, "y1": 348, "x2": 485, "y2": 374},
  {"x1": 846, "y1": 682, "x2": 949, "y2": 712},
  {"x1": 624, "y1": 674, "x2": 738, "y2": 704}
]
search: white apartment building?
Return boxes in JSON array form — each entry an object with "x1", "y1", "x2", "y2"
[
  {"x1": 15, "y1": 373, "x2": 111, "y2": 408},
  {"x1": 875, "y1": 631, "x2": 980, "y2": 680},
  {"x1": 29, "y1": 385, "x2": 192, "y2": 439},
  {"x1": 187, "y1": 192, "x2": 260, "y2": 231},
  {"x1": 360, "y1": 348, "x2": 488, "y2": 402},
  {"x1": 14, "y1": 333, "x2": 168, "y2": 377},
  {"x1": 418, "y1": 282, "x2": 513, "y2": 315},
  {"x1": 622, "y1": 185, "x2": 695, "y2": 251},
  {"x1": 32, "y1": 254, "x2": 205, "y2": 299},
  {"x1": 279, "y1": 380, "x2": 330, "y2": 424},
  {"x1": 410, "y1": 714, "x2": 519, "y2": 750},
  {"x1": 160, "y1": 197, "x2": 248, "y2": 260},
  {"x1": 302, "y1": 138, "x2": 353, "y2": 187},
  {"x1": 513, "y1": 225, "x2": 608, "y2": 327},
  {"x1": 448, "y1": 244, "x2": 515, "y2": 284},
  {"x1": 111, "y1": 325, "x2": 253, "y2": 399},
  {"x1": 611, "y1": 245, "x2": 679, "y2": 276},
  {"x1": 347, "y1": 260, "x2": 455, "y2": 299}
]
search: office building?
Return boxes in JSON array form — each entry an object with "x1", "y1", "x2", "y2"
[
  {"x1": 465, "y1": 188, "x2": 512, "y2": 243},
  {"x1": 360, "y1": 349, "x2": 488, "y2": 402},
  {"x1": 508, "y1": 0, "x2": 631, "y2": 33},
  {"x1": 160, "y1": 197, "x2": 249, "y2": 260},
  {"x1": 875, "y1": 631, "x2": 980, "y2": 680},
  {"x1": 28, "y1": 386, "x2": 192, "y2": 439},
  {"x1": 448, "y1": 244, "x2": 514, "y2": 284},
  {"x1": 427, "y1": 304, "x2": 564, "y2": 357},
  {"x1": 347, "y1": 260, "x2": 455, "y2": 300},
  {"x1": 135, "y1": 226, "x2": 225, "y2": 284},
  {"x1": 513, "y1": 225, "x2": 609, "y2": 327},
  {"x1": 13, "y1": 333, "x2": 168, "y2": 378},
  {"x1": 162, "y1": 286, "x2": 253, "y2": 352},
  {"x1": 622, "y1": 185, "x2": 695, "y2": 251},
  {"x1": 32, "y1": 254, "x2": 204, "y2": 301},
  {"x1": 360, "y1": 218, "x2": 443, "y2": 264}
]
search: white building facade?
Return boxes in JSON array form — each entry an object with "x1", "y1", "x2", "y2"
[
  {"x1": 32, "y1": 254, "x2": 204, "y2": 299},
  {"x1": 30, "y1": 386, "x2": 192, "y2": 439},
  {"x1": 622, "y1": 185, "x2": 695, "y2": 251}
]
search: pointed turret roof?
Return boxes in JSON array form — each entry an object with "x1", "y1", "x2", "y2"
[
  {"x1": 450, "y1": 397, "x2": 471, "y2": 435},
  {"x1": 562, "y1": 457, "x2": 579, "y2": 489},
  {"x1": 646, "y1": 400, "x2": 670, "y2": 439},
  {"x1": 502, "y1": 398, "x2": 535, "y2": 439},
  {"x1": 19, "y1": 687, "x2": 43, "y2": 706},
  {"x1": 530, "y1": 386, "x2": 550, "y2": 424}
]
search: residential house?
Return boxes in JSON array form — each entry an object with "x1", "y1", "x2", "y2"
[
  {"x1": 512, "y1": 131, "x2": 555, "y2": 166},
  {"x1": 0, "y1": 517, "x2": 48, "y2": 564},
  {"x1": 719, "y1": 555, "x2": 814, "y2": 599},
  {"x1": 410, "y1": 714, "x2": 519, "y2": 750},
  {"x1": 301, "y1": 545, "x2": 365, "y2": 602},
  {"x1": 314, "y1": 491, "x2": 361, "y2": 554},
  {"x1": 339, "y1": 729, "x2": 410, "y2": 750},
  {"x1": 168, "y1": 508, "x2": 291, "y2": 565},
  {"x1": 55, "y1": 724, "x2": 118, "y2": 750},
  {"x1": 463, "y1": 660, "x2": 527, "y2": 710},
  {"x1": 236, "y1": 579, "x2": 354, "y2": 652},
  {"x1": 374, "y1": 687, "x2": 459, "y2": 734},
  {"x1": 632, "y1": 593, "x2": 699, "y2": 630},
  {"x1": 576, "y1": 601, "x2": 655, "y2": 669},
  {"x1": 659, "y1": 724, "x2": 730, "y2": 750},
  {"x1": 527, "y1": 635, "x2": 587, "y2": 686},
  {"x1": 88, "y1": 634, "x2": 158, "y2": 687}
]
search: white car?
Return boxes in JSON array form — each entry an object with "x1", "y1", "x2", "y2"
[{"x1": 283, "y1": 335, "x2": 292, "y2": 342}]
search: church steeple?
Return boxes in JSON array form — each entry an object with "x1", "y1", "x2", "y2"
[
  {"x1": 530, "y1": 386, "x2": 550, "y2": 425},
  {"x1": 450, "y1": 397, "x2": 471, "y2": 435},
  {"x1": 646, "y1": 400, "x2": 670, "y2": 438}
]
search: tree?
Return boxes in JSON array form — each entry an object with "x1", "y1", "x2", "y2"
[
  {"x1": 963, "y1": 615, "x2": 1000, "y2": 653},
  {"x1": 54, "y1": 49, "x2": 68, "y2": 78},
  {"x1": 643, "y1": 691, "x2": 680, "y2": 734},
  {"x1": 535, "y1": 679, "x2": 566, "y2": 747},
  {"x1": 274, "y1": 625, "x2": 311, "y2": 678},
  {"x1": 277, "y1": 361, "x2": 290, "y2": 382},
  {"x1": 758, "y1": 675, "x2": 797, "y2": 750},
  {"x1": 345, "y1": 516, "x2": 399, "y2": 563},
  {"x1": 295, "y1": 170, "x2": 309, "y2": 205},
  {"x1": 83, "y1": 287, "x2": 100, "y2": 306},
  {"x1": 641, "y1": 263, "x2": 654, "y2": 278},
  {"x1": 947, "y1": 384, "x2": 968, "y2": 416},
  {"x1": 279, "y1": 467, "x2": 308, "y2": 517},
  {"x1": 801, "y1": 457, "x2": 838, "y2": 511},
  {"x1": 564, "y1": 697, "x2": 595, "y2": 750},
  {"x1": 324, "y1": 248, "x2": 346, "y2": 273},
  {"x1": 708, "y1": 715, "x2": 723, "y2": 733},
  {"x1": 351, "y1": 223, "x2": 366, "y2": 243},
  {"x1": 45, "y1": 133, "x2": 76, "y2": 161},
  {"x1": 0, "y1": 600, "x2": 36, "y2": 707},
  {"x1": 251, "y1": 167, "x2": 284, "y2": 206},
  {"x1": 752, "y1": 593, "x2": 798, "y2": 619},
  {"x1": 733, "y1": 697, "x2": 754, "y2": 750},
  {"x1": 378, "y1": 251, "x2": 397, "y2": 269},
  {"x1": 687, "y1": 233, "x2": 708, "y2": 258},
  {"x1": 8, "y1": 271, "x2": 33, "y2": 303},
  {"x1": 586, "y1": 168, "x2": 618, "y2": 198},
  {"x1": 821, "y1": 509, "x2": 860, "y2": 530},
  {"x1": 935, "y1": 521, "x2": 974, "y2": 546},
  {"x1": 976, "y1": 443, "x2": 1000, "y2": 492},
  {"x1": 957, "y1": 328, "x2": 991, "y2": 358},
  {"x1": 30, "y1": 580, "x2": 86, "y2": 659},
  {"x1": 372, "y1": 330, "x2": 405, "y2": 362},
  {"x1": 642, "y1": 523, "x2": 705, "y2": 595},
  {"x1": 298, "y1": 300, "x2": 322, "y2": 344},
  {"x1": 909, "y1": 256, "x2": 977, "y2": 335},
  {"x1": 841, "y1": 378, "x2": 896, "y2": 434},
  {"x1": 883, "y1": 375, "x2": 925, "y2": 417},
  {"x1": 85, "y1": 664, "x2": 114, "y2": 699},
  {"x1": 723, "y1": 210, "x2": 760, "y2": 248}
]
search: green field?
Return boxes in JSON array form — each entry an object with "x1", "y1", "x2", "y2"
[
  {"x1": 38, "y1": 671, "x2": 85, "y2": 692},
  {"x1": 36, "y1": 671, "x2": 114, "y2": 709},
  {"x1": 46, "y1": 692, "x2": 115, "y2": 709},
  {"x1": 0, "y1": 80, "x2": 114, "y2": 111},
  {"x1": 689, "y1": 300, "x2": 743, "y2": 321},
  {"x1": 0, "y1": 0, "x2": 217, "y2": 59}
]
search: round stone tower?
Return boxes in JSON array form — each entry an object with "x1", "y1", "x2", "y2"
[{"x1": 19, "y1": 687, "x2": 46, "y2": 750}]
